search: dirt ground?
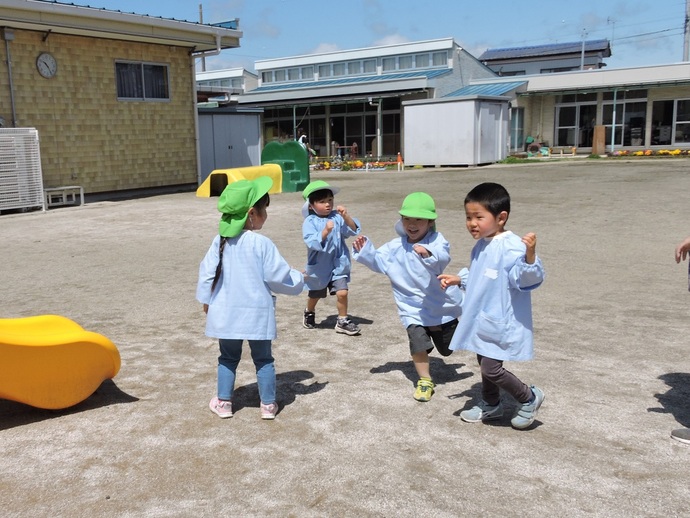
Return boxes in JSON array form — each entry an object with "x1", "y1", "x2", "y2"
[{"x1": 2, "y1": 159, "x2": 690, "y2": 517}]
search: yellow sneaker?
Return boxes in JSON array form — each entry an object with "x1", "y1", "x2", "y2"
[{"x1": 413, "y1": 377, "x2": 435, "y2": 402}]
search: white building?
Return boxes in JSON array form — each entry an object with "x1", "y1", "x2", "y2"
[
  {"x1": 197, "y1": 36, "x2": 690, "y2": 166},
  {"x1": 237, "y1": 37, "x2": 496, "y2": 158}
]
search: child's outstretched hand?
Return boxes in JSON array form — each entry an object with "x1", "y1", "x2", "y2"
[
  {"x1": 438, "y1": 274, "x2": 461, "y2": 290},
  {"x1": 413, "y1": 244, "x2": 430, "y2": 258},
  {"x1": 336, "y1": 205, "x2": 348, "y2": 218},
  {"x1": 675, "y1": 236, "x2": 690, "y2": 263},
  {"x1": 522, "y1": 232, "x2": 537, "y2": 264},
  {"x1": 352, "y1": 235, "x2": 367, "y2": 252}
]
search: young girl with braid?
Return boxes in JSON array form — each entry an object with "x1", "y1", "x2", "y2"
[{"x1": 196, "y1": 177, "x2": 304, "y2": 420}]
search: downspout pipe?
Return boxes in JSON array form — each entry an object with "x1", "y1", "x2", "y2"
[
  {"x1": 2, "y1": 28, "x2": 18, "y2": 127},
  {"x1": 191, "y1": 33, "x2": 222, "y2": 61},
  {"x1": 190, "y1": 33, "x2": 222, "y2": 186}
]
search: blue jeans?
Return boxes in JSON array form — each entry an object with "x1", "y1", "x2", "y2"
[{"x1": 217, "y1": 339, "x2": 275, "y2": 405}]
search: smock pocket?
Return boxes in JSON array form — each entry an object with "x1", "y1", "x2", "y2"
[{"x1": 476, "y1": 311, "x2": 510, "y2": 349}]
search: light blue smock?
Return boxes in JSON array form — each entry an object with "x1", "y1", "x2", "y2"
[
  {"x1": 302, "y1": 210, "x2": 360, "y2": 290},
  {"x1": 352, "y1": 221, "x2": 463, "y2": 327},
  {"x1": 196, "y1": 231, "x2": 304, "y2": 340},
  {"x1": 450, "y1": 231, "x2": 544, "y2": 361}
]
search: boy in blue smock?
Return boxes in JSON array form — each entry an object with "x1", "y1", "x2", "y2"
[
  {"x1": 352, "y1": 192, "x2": 464, "y2": 402},
  {"x1": 439, "y1": 182, "x2": 545, "y2": 429},
  {"x1": 302, "y1": 180, "x2": 361, "y2": 335},
  {"x1": 197, "y1": 177, "x2": 304, "y2": 420}
]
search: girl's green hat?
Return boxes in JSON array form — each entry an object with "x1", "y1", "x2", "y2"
[
  {"x1": 217, "y1": 176, "x2": 273, "y2": 237},
  {"x1": 302, "y1": 180, "x2": 340, "y2": 200},
  {"x1": 399, "y1": 192, "x2": 437, "y2": 220}
]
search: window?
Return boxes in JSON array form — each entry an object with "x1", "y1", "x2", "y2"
[
  {"x1": 603, "y1": 100, "x2": 647, "y2": 147},
  {"x1": 348, "y1": 61, "x2": 361, "y2": 75},
  {"x1": 556, "y1": 106, "x2": 577, "y2": 146},
  {"x1": 432, "y1": 51, "x2": 447, "y2": 67},
  {"x1": 318, "y1": 64, "x2": 332, "y2": 78},
  {"x1": 540, "y1": 66, "x2": 579, "y2": 73},
  {"x1": 415, "y1": 53, "x2": 429, "y2": 68},
  {"x1": 333, "y1": 63, "x2": 346, "y2": 76},
  {"x1": 116, "y1": 61, "x2": 169, "y2": 100},
  {"x1": 274, "y1": 69, "x2": 286, "y2": 82},
  {"x1": 675, "y1": 100, "x2": 690, "y2": 143},
  {"x1": 558, "y1": 93, "x2": 597, "y2": 103},
  {"x1": 288, "y1": 68, "x2": 300, "y2": 81},
  {"x1": 398, "y1": 55, "x2": 413, "y2": 70},
  {"x1": 301, "y1": 66, "x2": 314, "y2": 80},
  {"x1": 262, "y1": 71, "x2": 273, "y2": 83},
  {"x1": 382, "y1": 57, "x2": 396, "y2": 71},
  {"x1": 603, "y1": 89, "x2": 647, "y2": 100},
  {"x1": 363, "y1": 59, "x2": 376, "y2": 73},
  {"x1": 555, "y1": 101, "x2": 597, "y2": 147},
  {"x1": 510, "y1": 107, "x2": 525, "y2": 151}
]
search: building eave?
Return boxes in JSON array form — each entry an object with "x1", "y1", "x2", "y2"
[
  {"x1": 254, "y1": 37, "x2": 457, "y2": 71},
  {"x1": 239, "y1": 76, "x2": 433, "y2": 104},
  {"x1": 0, "y1": 0, "x2": 242, "y2": 51}
]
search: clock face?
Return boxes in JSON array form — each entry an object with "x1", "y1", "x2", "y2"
[{"x1": 36, "y1": 53, "x2": 57, "y2": 78}]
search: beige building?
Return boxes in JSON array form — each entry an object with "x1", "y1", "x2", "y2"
[{"x1": 0, "y1": 1, "x2": 241, "y2": 196}]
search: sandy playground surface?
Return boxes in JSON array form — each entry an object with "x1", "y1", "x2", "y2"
[{"x1": 1, "y1": 159, "x2": 690, "y2": 517}]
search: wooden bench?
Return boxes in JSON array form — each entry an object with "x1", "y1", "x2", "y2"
[
  {"x1": 44, "y1": 186, "x2": 84, "y2": 208},
  {"x1": 549, "y1": 147, "x2": 577, "y2": 157}
]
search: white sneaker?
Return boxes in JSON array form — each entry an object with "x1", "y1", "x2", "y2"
[{"x1": 460, "y1": 401, "x2": 504, "y2": 423}]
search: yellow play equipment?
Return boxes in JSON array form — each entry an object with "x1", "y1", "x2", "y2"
[
  {"x1": 0, "y1": 315, "x2": 121, "y2": 410},
  {"x1": 196, "y1": 164, "x2": 283, "y2": 197}
]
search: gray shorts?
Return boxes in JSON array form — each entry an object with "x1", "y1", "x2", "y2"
[
  {"x1": 308, "y1": 277, "x2": 349, "y2": 299},
  {"x1": 406, "y1": 319, "x2": 458, "y2": 357}
]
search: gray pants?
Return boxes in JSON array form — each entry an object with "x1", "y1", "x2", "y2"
[{"x1": 477, "y1": 355, "x2": 532, "y2": 406}]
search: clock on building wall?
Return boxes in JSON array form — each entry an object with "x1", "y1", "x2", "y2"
[{"x1": 36, "y1": 52, "x2": 57, "y2": 78}]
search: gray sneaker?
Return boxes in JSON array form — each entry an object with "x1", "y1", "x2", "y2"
[
  {"x1": 460, "y1": 401, "x2": 504, "y2": 423},
  {"x1": 511, "y1": 386, "x2": 545, "y2": 430},
  {"x1": 671, "y1": 428, "x2": 690, "y2": 444},
  {"x1": 335, "y1": 317, "x2": 360, "y2": 335}
]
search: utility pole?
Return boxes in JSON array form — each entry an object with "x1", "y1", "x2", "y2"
[
  {"x1": 607, "y1": 17, "x2": 615, "y2": 43},
  {"x1": 684, "y1": 0, "x2": 690, "y2": 61},
  {"x1": 580, "y1": 28, "x2": 587, "y2": 70}
]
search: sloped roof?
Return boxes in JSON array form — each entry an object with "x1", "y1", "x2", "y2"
[
  {"x1": 479, "y1": 39, "x2": 611, "y2": 61},
  {"x1": 247, "y1": 69, "x2": 451, "y2": 94},
  {"x1": 445, "y1": 81, "x2": 526, "y2": 98},
  {"x1": 0, "y1": 0, "x2": 241, "y2": 51}
]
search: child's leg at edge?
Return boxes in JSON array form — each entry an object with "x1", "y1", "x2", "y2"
[
  {"x1": 218, "y1": 338, "x2": 243, "y2": 401},
  {"x1": 306, "y1": 296, "x2": 319, "y2": 312},
  {"x1": 407, "y1": 325, "x2": 433, "y2": 380},
  {"x1": 477, "y1": 354, "x2": 532, "y2": 405},
  {"x1": 335, "y1": 289, "x2": 349, "y2": 318},
  {"x1": 411, "y1": 350, "x2": 431, "y2": 379},
  {"x1": 249, "y1": 339, "x2": 276, "y2": 405}
]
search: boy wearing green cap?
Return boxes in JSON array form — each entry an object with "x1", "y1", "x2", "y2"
[
  {"x1": 352, "y1": 192, "x2": 464, "y2": 402},
  {"x1": 197, "y1": 177, "x2": 305, "y2": 420},
  {"x1": 302, "y1": 180, "x2": 361, "y2": 335}
]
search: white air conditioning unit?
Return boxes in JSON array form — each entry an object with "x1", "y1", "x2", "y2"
[{"x1": 0, "y1": 128, "x2": 45, "y2": 212}]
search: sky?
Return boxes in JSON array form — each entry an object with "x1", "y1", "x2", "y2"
[{"x1": 70, "y1": 0, "x2": 688, "y2": 72}]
